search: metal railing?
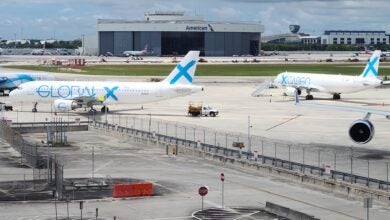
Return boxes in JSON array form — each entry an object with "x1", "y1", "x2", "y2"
[{"x1": 91, "y1": 116, "x2": 390, "y2": 191}]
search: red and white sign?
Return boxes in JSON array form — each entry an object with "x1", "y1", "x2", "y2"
[
  {"x1": 220, "y1": 173, "x2": 225, "y2": 182},
  {"x1": 198, "y1": 186, "x2": 208, "y2": 197},
  {"x1": 324, "y1": 164, "x2": 332, "y2": 174}
]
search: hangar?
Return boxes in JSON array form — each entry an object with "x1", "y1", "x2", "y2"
[{"x1": 97, "y1": 11, "x2": 264, "y2": 56}]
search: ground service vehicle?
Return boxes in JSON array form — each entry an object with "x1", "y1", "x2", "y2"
[{"x1": 188, "y1": 103, "x2": 218, "y2": 117}]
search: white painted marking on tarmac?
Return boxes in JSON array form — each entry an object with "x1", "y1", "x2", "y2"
[
  {"x1": 93, "y1": 160, "x2": 113, "y2": 173},
  {"x1": 265, "y1": 114, "x2": 301, "y2": 131},
  {"x1": 233, "y1": 211, "x2": 260, "y2": 220}
]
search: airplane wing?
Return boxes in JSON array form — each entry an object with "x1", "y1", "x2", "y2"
[
  {"x1": 294, "y1": 91, "x2": 390, "y2": 117},
  {"x1": 295, "y1": 84, "x2": 325, "y2": 93}
]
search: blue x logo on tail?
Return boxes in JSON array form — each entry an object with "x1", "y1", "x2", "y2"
[
  {"x1": 362, "y1": 57, "x2": 378, "y2": 78},
  {"x1": 104, "y1": 86, "x2": 119, "y2": 101},
  {"x1": 169, "y1": 60, "x2": 196, "y2": 84}
]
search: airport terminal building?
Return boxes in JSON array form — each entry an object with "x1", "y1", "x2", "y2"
[
  {"x1": 321, "y1": 30, "x2": 389, "y2": 45},
  {"x1": 97, "y1": 12, "x2": 264, "y2": 56}
]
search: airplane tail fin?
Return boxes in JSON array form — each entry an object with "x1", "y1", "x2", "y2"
[
  {"x1": 142, "y1": 45, "x2": 148, "y2": 53},
  {"x1": 162, "y1": 51, "x2": 200, "y2": 85},
  {"x1": 359, "y1": 50, "x2": 381, "y2": 79}
]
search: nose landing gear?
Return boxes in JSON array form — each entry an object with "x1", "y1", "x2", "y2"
[
  {"x1": 101, "y1": 106, "x2": 109, "y2": 113},
  {"x1": 32, "y1": 102, "x2": 38, "y2": 112}
]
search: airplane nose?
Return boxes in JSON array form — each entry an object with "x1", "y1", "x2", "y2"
[
  {"x1": 9, "y1": 90, "x2": 22, "y2": 102},
  {"x1": 9, "y1": 90, "x2": 16, "y2": 97}
]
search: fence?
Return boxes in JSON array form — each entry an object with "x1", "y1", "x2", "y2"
[
  {"x1": 0, "y1": 120, "x2": 46, "y2": 169},
  {"x1": 93, "y1": 115, "x2": 390, "y2": 191},
  {"x1": 0, "y1": 119, "x2": 65, "y2": 199}
]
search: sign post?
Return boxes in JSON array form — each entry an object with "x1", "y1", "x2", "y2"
[
  {"x1": 79, "y1": 201, "x2": 84, "y2": 220},
  {"x1": 198, "y1": 186, "x2": 208, "y2": 211},
  {"x1": 221, "y1": 173, "x2": 225, "y2": 209},
  {"x1": 364, "y1": 197, "x2": 372, "y2": 220}
]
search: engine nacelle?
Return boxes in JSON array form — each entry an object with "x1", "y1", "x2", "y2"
[
  {"x1": 284, "y1": 87, "x2": 301, "y2": 96},
  {"x1": 349, "y1": 119, "x2": 374, "y2": 144},
  {"x1": 54, "y1": 99, "x2": 80, "y2": 112}
]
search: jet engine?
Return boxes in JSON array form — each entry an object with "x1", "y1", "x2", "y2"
[
  {"x1": 284, "y1": 87, "x2": 301, "y2": 96},
  {"x1": 349, "y1": 119, "x2": 374, "y2": 144},
  {"x1": 54, "y1": 99, "x2": 80, "y2": 112}
]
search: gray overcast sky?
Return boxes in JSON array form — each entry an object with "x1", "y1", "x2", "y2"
[{"x1": 0, "y1": 0, "x2": 389, "y2": 40}]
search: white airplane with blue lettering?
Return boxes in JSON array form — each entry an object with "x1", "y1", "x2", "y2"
[
  {"x1": 274, "y1": 50, "x2": 386, "y2": 100},
  {"x1": 0, "y1": 72, "x2": 53, "y2": 95},
  {"x1": 9, "y1": 51, "x2": 203, "y2": 113}
]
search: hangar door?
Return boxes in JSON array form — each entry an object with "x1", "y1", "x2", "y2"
[{"x1": 161, "y1": 32, "x2": 204, "y2": 56}]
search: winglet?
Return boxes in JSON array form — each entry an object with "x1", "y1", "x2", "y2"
[{"x1": 294, "y1": 89, "x2": 300, "y2": 105}]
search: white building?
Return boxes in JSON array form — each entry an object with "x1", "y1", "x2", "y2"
[
  {"x1": 97, "y1": 11, "x2": 264, "y2": 56},
  {"x1": 321, "y1": 30, "x2": 389, "y2": 45}
]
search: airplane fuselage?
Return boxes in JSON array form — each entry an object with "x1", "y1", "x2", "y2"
[
  {"x1": 123, "y1": 51, "x2": 146, "y2": 56},
  {"x1": 275, "y1": 72, "x2": 381, "y2": 94},
  {"x1": 11, "y1": 80, "x2": 202, "y2": 105}
]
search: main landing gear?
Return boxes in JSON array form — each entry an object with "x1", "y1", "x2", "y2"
[
  {"x1": 101, "y1": 106, "x2": 109, "y2": 113},
  {"x1": 88, "y1": 107, "x2": 97, "y2": 114},
  {"x1": 305, "y1": 89, "x2": 313, "y2": 100},
  {"x1": 333, "y1": 93, "x2": 341, "y2": 100},
  {"x1": 305, "y1": 95, "x2": 314, "y2": 100}
]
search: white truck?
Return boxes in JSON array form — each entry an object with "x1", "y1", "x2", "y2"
[{"x1": 188, "y1": 103, "x2": 219, "y2": 117}]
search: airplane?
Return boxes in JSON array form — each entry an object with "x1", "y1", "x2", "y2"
[
  {"x1": 123, "y1": 45, "x2": 148, "y2": 58},
  {"x1": 9, "y1": 51, "x2": 203, "y2": 113},
  {"x1": 274, "y1": 50, "x2": 388, "y2": 100},
  {"x1": 0, "y1": 72, "x2": 54, "y2": 95},
  {"x1": 359, "y1": 48, "x2": 373, "y2": 55},
  {"x1": 294, "y1": 91, "x2": 390, "y2": 144},
  {"x1": 381, "y1": 51, "x2": 390, "y2": 57},
  {"x1": 31, "y1": 42, "x2": 47, "y2": 55},
  {"x1": 31, "y1": 49, "x2": 45, "y2": 55}
]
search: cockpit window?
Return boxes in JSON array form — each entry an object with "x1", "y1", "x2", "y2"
[{"x1": 17, "y1": 86, "x2": 23, "y2": 90}]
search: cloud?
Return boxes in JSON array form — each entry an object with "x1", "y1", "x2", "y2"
[
  {"x1": 59, "y1": 16, "x2": 69, "y2": 21},
  {"x1": 61, "y1": 7, "x2": 73, "y2": 13},
  {"x1": 211, "y1": 7, "x2": 241, "y2": 19},
  {"x1": 0, "y1": 0, "x2": 389, "y2": 39}
]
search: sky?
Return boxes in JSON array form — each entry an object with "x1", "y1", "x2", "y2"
[{"x1": 0, "y1": 0, "x2": 389, "y2": 40}]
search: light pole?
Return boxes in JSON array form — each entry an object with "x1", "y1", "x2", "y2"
[
  {"x1": 82, "y1": 34, "x2": 85, "y2": 56},
  {"x1": 46, "y1": 118, "x2": 51, "y2": 183},
  {"x1": 92, "y1": 146, "x2": 95, "y2": 179},
  {"x1": 149, "y1": 112, "x2": 152, "y2": 133},
  {"x1": 247, "y1": 116, "x2": 252, "y2": 155},
  {"x1": 66, "y1": 195, "x2": 70, "y2": 220}
]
